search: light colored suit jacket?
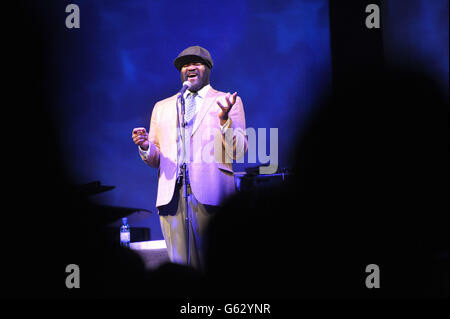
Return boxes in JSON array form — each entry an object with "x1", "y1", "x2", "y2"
[{"x1": 139, "y1": 86, "x2": 247, "y2": 208}]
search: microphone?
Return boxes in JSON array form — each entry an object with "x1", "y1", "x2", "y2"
[{"x1": 179, "y1": 81, "x2": 192, "y2": 96}]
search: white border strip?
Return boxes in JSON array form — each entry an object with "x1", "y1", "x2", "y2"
[{"x1": 130, "y1": 240, "x2": 167, "y2": 250}]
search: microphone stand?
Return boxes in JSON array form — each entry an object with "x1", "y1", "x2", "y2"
[{"x1": 176, "y1": 92, "x2": 191, "y2": 267}]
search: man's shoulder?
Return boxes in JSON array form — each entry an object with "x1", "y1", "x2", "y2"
[
  {"x1": 151, "y1": 93, "x2": 178, "y2": 113},
  {"x1": 207, "y1": 87, "x2": 243, "y2": 104},
  {"x1": 205, "y1": 86, "x2": 227, "y2": 98},
  {"x1": 155, "y1": 93, "x2": 178, "y2": 106},
  {"x1": 153, "y1": 86, "x2": 227, "y2": 107}
]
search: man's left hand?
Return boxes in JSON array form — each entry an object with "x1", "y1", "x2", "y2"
[{"x1": 217, "y1": 92, "x2": 237, "y2": 125}]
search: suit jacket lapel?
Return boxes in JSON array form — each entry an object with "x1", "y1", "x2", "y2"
[
  {"x1": 169, "y1": 95, "x2": 178, "y2": 139},
  {"x1": 191, "y1": 87, "x2": 218, "y2": 136}
]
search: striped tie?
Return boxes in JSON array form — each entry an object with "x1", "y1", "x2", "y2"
[{"x1": 185, "y1": 92, "x2": 197, "y2": 125}]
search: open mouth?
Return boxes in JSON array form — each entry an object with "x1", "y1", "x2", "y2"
[{"x1": 187, "y1": 73, "x2": 198, "y2": 80}]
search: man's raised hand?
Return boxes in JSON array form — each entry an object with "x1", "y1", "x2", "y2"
[
  {"x1": 132, "y1": 127, "x2": 149, "y2": 151},
  {"x1": 217, "y1": 92, "x2": 237, "y2": 125}
]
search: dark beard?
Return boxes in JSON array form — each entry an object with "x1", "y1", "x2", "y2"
[{"x1": 189, "y1": 80, "x2": 208, "y2": 92}]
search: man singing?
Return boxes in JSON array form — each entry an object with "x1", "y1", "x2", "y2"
[{"x1": 132, "y1": 46, "x2": 247, "y2": 269}]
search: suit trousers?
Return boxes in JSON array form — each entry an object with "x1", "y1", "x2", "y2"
[{"x1": 158, "y1": 180, "x2": 216, "y2": 270}]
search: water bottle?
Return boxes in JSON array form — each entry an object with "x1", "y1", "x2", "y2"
[{"x1": 120, "y1": 217, "x2": 130, "y2": 247}]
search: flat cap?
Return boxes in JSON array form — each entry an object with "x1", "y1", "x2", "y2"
[{"x1": 174, "y1": 45, "x2": 214, "y2": 71}]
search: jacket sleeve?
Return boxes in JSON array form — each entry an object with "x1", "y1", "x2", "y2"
[
  {"x1": 217, "y1": 96, "x2": 248, "y2": 162},
  {"x1": 138, "y1": 102, "x2": 161, "y2": 168}
]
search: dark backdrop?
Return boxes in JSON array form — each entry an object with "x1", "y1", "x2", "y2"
[
  {"x1": 47, "y1": 0, "x2": 333, "y2": 239},
  {"x1": 7, "y1": 0, "x2": 449, "y2": 242}
]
